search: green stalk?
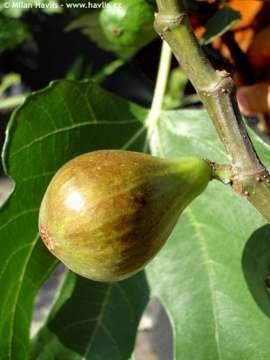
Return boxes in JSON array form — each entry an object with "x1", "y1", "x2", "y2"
[
  {"x1": 154, "y1": 0, "x2": 270, "y2": 222},
  {"x1": 146, "y1": 40, "x2": 172, "y2": 132},
  {"x1": 0, "y1": 95, "x2": 26, "y2": 113}
]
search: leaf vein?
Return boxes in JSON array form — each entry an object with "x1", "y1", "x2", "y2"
[{"x1": 10, "y1": 120, "x2": 141, "y2": 159}]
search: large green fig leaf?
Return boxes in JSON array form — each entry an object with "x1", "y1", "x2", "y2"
[
  {"x1": 147, "y1": 109, "x2": 270, "y2": 359},
  {"x1": 0, "y1": 80, "x2": 147, "y2": 360}
]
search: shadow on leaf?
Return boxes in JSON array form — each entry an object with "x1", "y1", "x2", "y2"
[
  {"x1": 242, "y1": 224, "x2": 270, "y2": 318},
  {"x1": 32, "y1": 270, "x2": 150, "y2": 359}
]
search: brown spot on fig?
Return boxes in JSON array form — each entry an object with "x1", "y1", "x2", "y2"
[
  {"x1": 111, "y1": 27, "x2": 122, "y2": 36},
  {"x1": 39, "y1": 224, "x2": 55, "y2": 253}
]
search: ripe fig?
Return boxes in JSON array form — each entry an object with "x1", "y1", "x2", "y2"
[{"x1": 39, "y1": 150, "x2": 211, "y2": 282}]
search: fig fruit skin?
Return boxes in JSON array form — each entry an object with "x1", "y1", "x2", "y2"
[
  {"x1": 39, "y1": 150, "x2": 211, "y2": 282},
  {"x1": 99, "y1": 0, "x2": 155, "y2": 57}
]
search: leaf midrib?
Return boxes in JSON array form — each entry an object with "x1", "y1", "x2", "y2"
[{"x1": 186, "y1": 207, "x2": 222, "y2": 360}]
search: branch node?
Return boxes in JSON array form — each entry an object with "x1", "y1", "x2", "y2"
[
  {"x1": 256, "y1": 175, "x2": 262, "y2": 182},
  {"x1": 154, "y1": 13, "x2": 186, "y2": 36},
  {"x1": 200, "y1": 73, "x2": 234, "y2": 97},
  {"x1": 232, "y1": 168, "x2": 270, "y2": 196},
  {"x1": 216, "y1": 70, "x2": 230, "y2": 78}
]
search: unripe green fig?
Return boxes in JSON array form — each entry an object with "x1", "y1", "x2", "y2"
[
  {"x1": 39, "y1": 150, "x2": 211, "y2": 282},
  {"x1": 99, "y1": 0, "x2": 155, "y2": 57}
]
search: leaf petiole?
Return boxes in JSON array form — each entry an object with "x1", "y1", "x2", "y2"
[{"x1": 146, "y1": 41, "x2": 172, "y2": 132}]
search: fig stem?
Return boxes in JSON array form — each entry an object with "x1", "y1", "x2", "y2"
[
  {"x1": 210, "y1": 163, "x2": 233, "y2": 185},
  {"x1": 0, "y1": 95, "x2": 26, "y2": 113},
  {"x1": 154, "y1": 0, "x2": 270, "y2": 222},
  {"x1": 93, "y1": 59, "x2": 125, "y2": 83},
  {"x1": 146, "y1": 40, "x2": 172, "y2": 132}
]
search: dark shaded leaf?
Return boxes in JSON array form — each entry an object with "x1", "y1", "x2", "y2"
[
  {"x1": 202, "y1": 5, "x2": 241, "y2": 45},
  {"x1": 32, "y1": 271, "x2": 149, "y2": 360}
]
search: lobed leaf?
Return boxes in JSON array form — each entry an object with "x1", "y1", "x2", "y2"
[
  {"x1": 0, "y1": 79, "x2": 147, "y2": 360},
  {"x1": 147, "y1": 109, "x2": 270, "y2": 359}
]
